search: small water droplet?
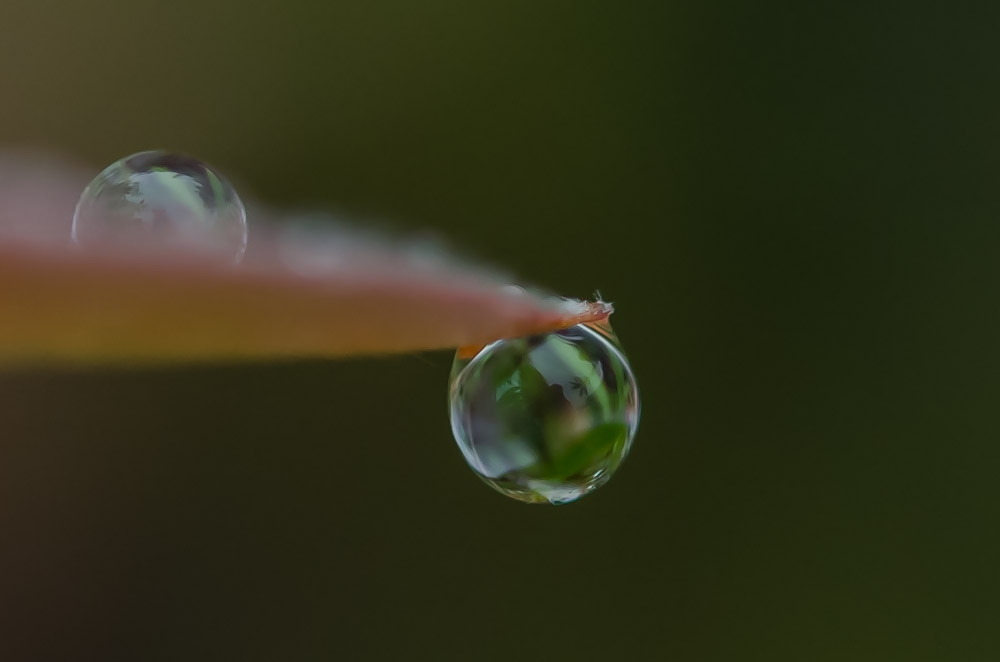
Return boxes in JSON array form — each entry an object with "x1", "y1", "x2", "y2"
[
  {"x1": 449, "y1": 323, "x2": 640, "y2": 504},
  {"x1": 72, "y1": 150, "x2": 248, "y2": 262}
]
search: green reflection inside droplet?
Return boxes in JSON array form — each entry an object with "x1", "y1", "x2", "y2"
[
  {"x1": 449, "y1": 323, "x2": 640, "y2": 504},
  {"x1": 72, "y1": 150, "x2": 248, "y2": 263}
]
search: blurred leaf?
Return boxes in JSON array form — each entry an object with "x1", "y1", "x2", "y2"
[
  {"x1": 547, "y1": 422, "x2": 627, "y2": 480},
  {"x1": 0, "y1": 151, "x2": 611, "y2": 367}
]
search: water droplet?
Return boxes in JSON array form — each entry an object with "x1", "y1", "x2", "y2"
[
  {"x1": 449, "y1": 322, "x2": 640, "y2": 504},
  {"x1": 72, "y1": 150, "x2": 248, "y2": 262}
]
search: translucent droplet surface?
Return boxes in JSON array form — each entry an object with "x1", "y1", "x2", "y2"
[
  {"x1": 72, "y1": 150, "x2": 248, "y2": 262},
  {"x1": 449, "y1": 323, "x2": 640, "y2": 504}
]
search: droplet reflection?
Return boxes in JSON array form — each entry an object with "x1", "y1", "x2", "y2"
[
  {"x1": 449, "y1": 323, "x2": 640, "y2": 504},
  {"x1": 72, "y1": 150, "x2": 247, "y2": 262}
]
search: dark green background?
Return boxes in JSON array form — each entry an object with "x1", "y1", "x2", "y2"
[{"x1": 2, "y1": 2, "x2": 998, "y2": 659}]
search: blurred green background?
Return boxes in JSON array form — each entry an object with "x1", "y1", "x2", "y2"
[{"x1": 2, "y1": 1, "x2": 999, "y2": 660}]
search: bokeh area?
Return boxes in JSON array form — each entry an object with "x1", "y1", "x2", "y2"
[{"x1": 2, "y1": 2, "x2": 998, "y2": 660}]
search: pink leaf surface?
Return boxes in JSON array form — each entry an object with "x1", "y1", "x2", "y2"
[{"x1": 0, "y1": 151, "x2": 611, "y2": 366}]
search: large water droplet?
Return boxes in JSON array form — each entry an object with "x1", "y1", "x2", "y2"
[
  {"x1": 449, "y1": 323, "x2": 640, "y2": 504},
  {"x1": 72, "y1": 150, "x2": 248, "y2": 262}
]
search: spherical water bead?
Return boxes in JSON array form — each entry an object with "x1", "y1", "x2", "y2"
[
  {"x1": 72, "y1": 150, "x2": 248, "y2": 262},
  {"x1": 449, "y1": 323, "x2": 640, "y2": 504}
]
